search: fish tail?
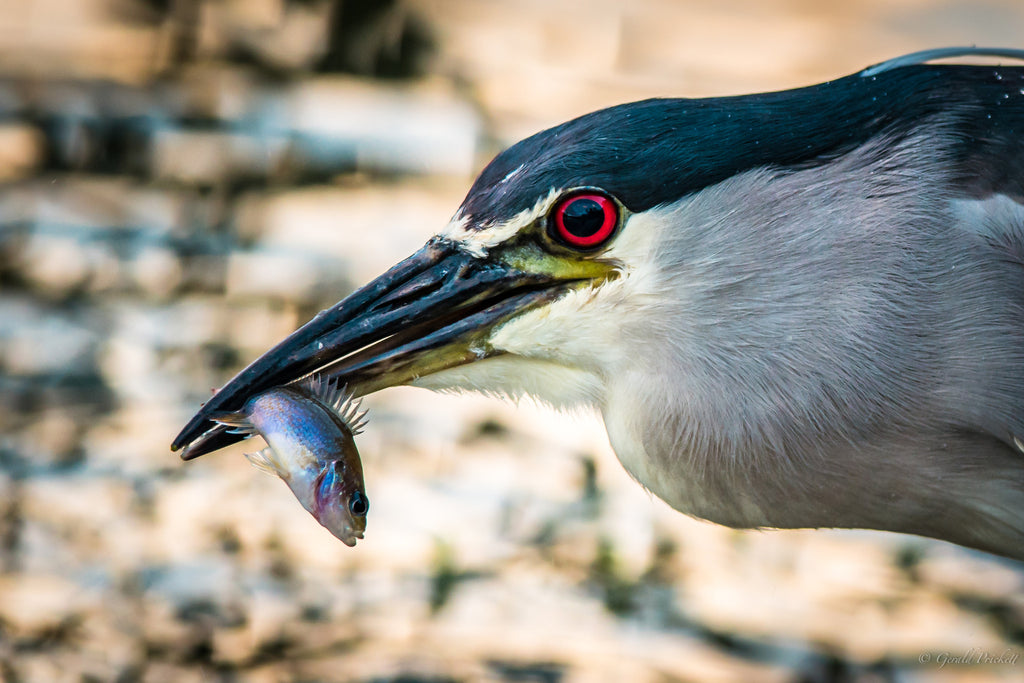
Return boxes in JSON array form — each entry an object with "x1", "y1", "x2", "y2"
[{"x1": 211, "y1": 410, "x2": 258, "y2": 436}]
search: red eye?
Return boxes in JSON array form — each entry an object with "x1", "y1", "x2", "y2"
[{"x1": 550, "y1": 192, "x2": 618, "y2": 249}]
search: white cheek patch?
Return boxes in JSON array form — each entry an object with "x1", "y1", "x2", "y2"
[
  {"x1": 601, "y1": 208, "x2": 666, "y2": 266},
  {"x1": 486, "y1": 209, "x2": 673, "y2": 374},
  {"x1": 441, "y1": 189, "x2": 561, "y2": 257}
]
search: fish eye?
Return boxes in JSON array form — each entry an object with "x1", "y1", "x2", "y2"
[{"x1": 349, "y1": 490, "x2": 369, "y2": 517}]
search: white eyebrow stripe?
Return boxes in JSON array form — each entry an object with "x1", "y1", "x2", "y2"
[
  {"x1": 441, "y1": 188, "x2": 560, "y2": 257},
  {"x1": 443, "y1": 218, "x2": 520, "y2": 257}
]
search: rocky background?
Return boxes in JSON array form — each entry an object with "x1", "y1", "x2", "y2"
[{"x1": 1, "y1": 1, "x2": 1023, "y2": 681}]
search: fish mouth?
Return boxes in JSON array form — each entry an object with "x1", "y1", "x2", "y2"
[
  {"x1": 337, "y1": 530, "x2": 361, "y2": 548},
  {"x1": 320, "y1": 523, "x2": 360, "y2": 547},
  {"x1": 345, "y1": 528, "x2": 365, "y2": 547},
  {"x1": 172, "y1": 237, "x2": 583, "y2": 459}
]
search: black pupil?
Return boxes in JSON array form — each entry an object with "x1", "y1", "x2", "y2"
[
  {"x1": 349, "y1": 491, "x2": 369, "y2": 516},
  {"x1": 562, "y1": 198, "x2": 605, "y2": 238}
]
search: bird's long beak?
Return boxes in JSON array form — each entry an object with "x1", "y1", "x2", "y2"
[{"x1": 172, "y1": 236, "x2": 580, "y2": 460}]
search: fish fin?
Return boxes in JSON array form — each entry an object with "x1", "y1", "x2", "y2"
[
  {"x1": 245, "y1": 447, "x2": 283, "y2": 477},
  {"x1": 211, "y1": 410, "x2": 258, "y2": 436},
  {"x1": 347, "y1": 407, "x2": 368, "y2": 435},
  {"x1": 301, "y1": 374, "x2": 368, "y2": 434}
]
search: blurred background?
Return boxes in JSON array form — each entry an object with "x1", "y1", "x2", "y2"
[{"x1": 0, "y1": 1, "x2": 1023, "y2": 681}]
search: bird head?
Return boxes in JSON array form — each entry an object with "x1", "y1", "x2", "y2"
[{"x1": 173, "y1": 104, "x2": 678, "y2": 459}]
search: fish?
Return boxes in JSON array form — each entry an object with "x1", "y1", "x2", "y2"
[{"x1": 211, "y1": 375, "x2": 369, "y2": 546}]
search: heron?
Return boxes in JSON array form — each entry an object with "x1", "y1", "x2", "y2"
[{"x1": 173, "y1": 47, "x2": 1024, "y2": 561}]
